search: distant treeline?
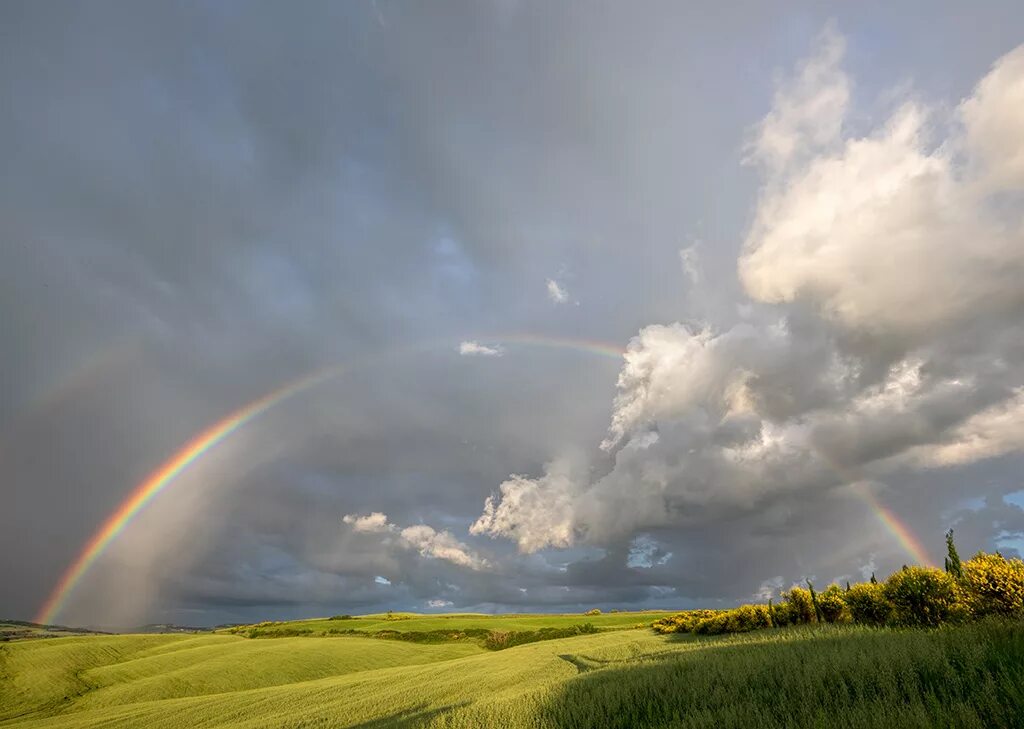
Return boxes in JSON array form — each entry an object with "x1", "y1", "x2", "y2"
[{"x1": 654, "y1": 531, "x2": 1024, "y2": 635}]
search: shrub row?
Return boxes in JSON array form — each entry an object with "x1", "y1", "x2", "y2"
[
  {"x1": 653, "y1": 548, "x2": 1024, "y2": 635},
  {"x1": 484, "y1": 623, "x2": 599, "y2": 650}
]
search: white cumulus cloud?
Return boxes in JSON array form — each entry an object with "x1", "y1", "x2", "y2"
[
  {"x1": 343, "y1": 512, "x2": 489, "y2": 570},
  {"x1": 472, "y1": 31, "x2": 1024, "y2": 555},
  {"x1": 546, "y1": 278, "x2": 569, "y2": 304},
  {"x1": 342, "y1": 512, "x2": 391, "y2": 533},
  {"x1": 458, "y1": 340, "x2": 504, "y2": 357}
]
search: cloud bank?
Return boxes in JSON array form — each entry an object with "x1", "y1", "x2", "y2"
[{"x1": 474, "y1": 32, "x2": 1024, "y2": 560}]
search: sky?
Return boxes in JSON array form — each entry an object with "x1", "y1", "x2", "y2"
[{"x1": 2, "y1": 1, "x2": 1023, "y2": 627}]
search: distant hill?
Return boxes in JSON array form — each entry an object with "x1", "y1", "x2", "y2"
[
  {"x1": 0, "y1": 619, "x2": 106, "y2": 641},
  {"x1": 132, "y1": 624, "x2": 208, "y2": 634}
]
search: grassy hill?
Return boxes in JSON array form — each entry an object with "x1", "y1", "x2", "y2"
[
  {"x1": 218, "y1": 610, "x2": 671, "y2": 638},
  {"x1": 2, "y1": 612, "x2": 1023, "y2": 728},
  {"x1": 0, "y1": 621, "x2": 104, "y2": 643}
]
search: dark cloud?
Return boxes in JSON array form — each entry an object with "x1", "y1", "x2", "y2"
[{"x1": 3, "y1": 2, "x2": 1024, "y2": 626}]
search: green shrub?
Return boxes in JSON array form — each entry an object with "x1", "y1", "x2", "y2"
[
  {"x1": 961, "y1": 552, "x2": 1024, "y2": 618},
  {"x1": 484, "y1": 623, "x2": 598, "y2": 650},
  {"x1": 818, "y1": 584, "x2": 850, "y2": 623},
  {"x1": 328, "y1": 614, "x2": 353, "y2": 621},
  {"x1": 883, "y1": 566, "x2": 957, "y2": 626},
  {"x1": 770, "y1": 600, "x2": 796, "y2": 627},
  {"x1": 844, "y1": 582, "x2": 892, "y2": 626},
  {"x1": 584, "y1": 608, "x2": 602, "y2": 616}
]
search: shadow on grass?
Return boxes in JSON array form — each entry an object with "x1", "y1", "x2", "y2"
[
  {"x1": 346, "y1": 701, "x2": 469, "y2": 728},
  {"x1": 537, "y1": 620, "x2": 1024, "y2": 729}
]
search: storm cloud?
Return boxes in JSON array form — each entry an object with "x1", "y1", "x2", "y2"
[{"x1": 2, "y1": 2, "x2": 1024, "y2": 627}]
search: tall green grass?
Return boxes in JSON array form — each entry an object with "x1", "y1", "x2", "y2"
[
  {"x1": 530, "y1": 621, "x2": 1024, "y2": 729},
  {"x1": 3, "y1": 619, "x2": 1022, "y2": 728}
]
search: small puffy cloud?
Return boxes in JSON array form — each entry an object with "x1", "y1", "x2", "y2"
[
  {"x1": 342, "y1": 512, "x2": 391, "y2": 533},
  {"x1": 399, "y1": 524, "x2": 489, "y2": 570},
  {"x1": 859, "y1": 556, "x2": 877, "y2": 581},
  {"x1": 679, "y1": 244, "x2": 702, "y2": 285},
  {"x1": 343, "y1": 512, "x2": 489, "y2": 571},
  {"x1": 374, "y1": 576, "x2": 391, "y2": 586},
  {"x1": 756, "y1": 576, "x2": 784, "y2": 601},
  {"x1": 546, "y1": 278, "x2": 569, "y2": 304},
  {"x1": 458, "y1": 340, "x2": 504, "y2": 357},
  {"x1": 427, "y1": 599, "x2": 453, "y2": 608}
]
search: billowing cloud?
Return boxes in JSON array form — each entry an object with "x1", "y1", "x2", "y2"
[
  {"x1": 458, "y1": 340, "x2": 505, "y2": 357},
  {"x1": 740, "y1": 34, "x2": 1024, "y2": 339},
  {"x1": 472, "y1": 456, "x2": 582, "y2": 553},
  {"x1": 474, "y1": 33, "x2": 1024, "y2": 558}
]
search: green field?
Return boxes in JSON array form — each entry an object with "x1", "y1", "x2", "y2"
[
  {"x1": 2, "y1": 613, "x2": 1023, "y2": 728},
  {"x1": 220, "y1": 611, "x2": 670, "y2": 638},
  {"x1": 0, "y1": 622, "x2": 103, "y2": 643}
]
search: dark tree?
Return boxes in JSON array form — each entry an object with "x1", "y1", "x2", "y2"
[
  {"x1": 806, "y1": 580, "x2": 824, "y2": 624},
  {"x1": 946, "y1": 529, "x2": 963, "y2": 579}
]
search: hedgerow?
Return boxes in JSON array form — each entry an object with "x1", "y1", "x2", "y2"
[{"x1": 650, "y1": 532, "x2": 1024, "y2": 637}]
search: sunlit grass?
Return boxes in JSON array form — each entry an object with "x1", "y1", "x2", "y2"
[
  {"x1": 219, "y1": 610, "x2": 672, "y2": 637},
  {"x1": 2, "y1": 616, "x2": 1022, "y2": 728}
]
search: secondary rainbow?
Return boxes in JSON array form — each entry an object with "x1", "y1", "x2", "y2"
[{"x1": 34, "y1": 368, "x2": 342, "y2": 625}]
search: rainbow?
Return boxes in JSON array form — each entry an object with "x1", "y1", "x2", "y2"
[
  {"x1": 34, "y1": 368, "x2": 343, "y2": 625},
  {"x1": 35, "y1": 334, "x2": 628, "y2": 624},
  {"x1": 36, "y1": 334, "x2": 939, "y2": 624},
  {"x1": 855, "y1": 486, "x2": 934, "y2": 567}
]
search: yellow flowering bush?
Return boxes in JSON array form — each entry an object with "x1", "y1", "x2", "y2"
[
  {"x1": 783, "y1": 587, "x2": 816, "y2": 624},
  {"x1": 883, "y1": 567, "x2": 957, "y2": 627},
  {"x1": 843, "y1": 582, "x2": 891, "y2": 626},
  {"x1": 817, "y1": 584, "x2": 850, "y2": 623},
  {"x1": 960, "y1": 552, "x2": 1024, "y2": 617}
]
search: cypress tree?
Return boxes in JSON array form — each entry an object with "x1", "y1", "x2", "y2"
[
  {"x1": 845, "y1": 580, "x2": 851, "y2": 592},
  {"x1": 870, "y1": 572, "x2": 877, "y2": 585},
  {"x1": 945, "y1": 529, "x2": 963, "y2": 578},
  {"x1": 807, "y1": 580, "x2": 824, "y2": 623},
  {"x1": 768, "y1": 598, "x2": 775, "y2": 627}
]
